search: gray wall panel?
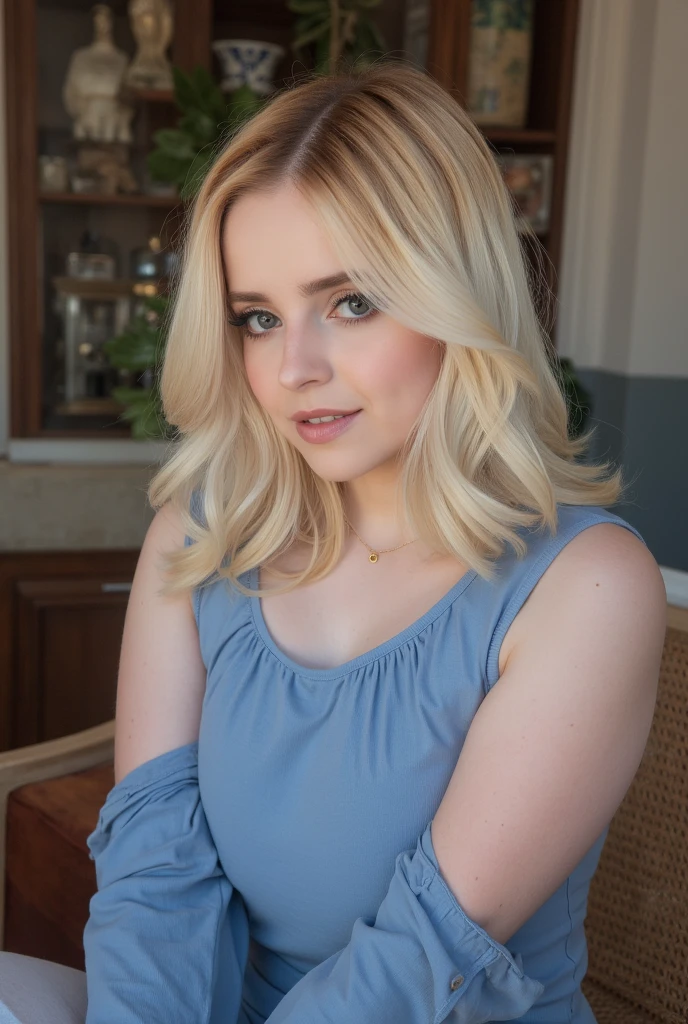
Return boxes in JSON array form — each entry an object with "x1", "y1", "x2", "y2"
[{"x1": 575, "y1": 369, "x2": 687, "y2": 570}]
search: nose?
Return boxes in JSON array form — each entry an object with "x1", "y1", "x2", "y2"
[{"x1": 276, "y1": 322, "x2": 334, "y2": 392}]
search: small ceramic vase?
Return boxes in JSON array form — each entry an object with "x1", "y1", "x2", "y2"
[{"x1": 211, "y1": 39, "x2": 285, "y2": 96}]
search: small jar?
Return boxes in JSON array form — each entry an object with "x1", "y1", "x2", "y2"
[
  {"x1": 130, "y1": 236, "x2": 178, "y2": 279},
  {"x1": 38, "y1": 155, "x2": 69, "y2": 193},
  {"x1": 65, "y1": 230, "x2": 119, "y2": 280}
]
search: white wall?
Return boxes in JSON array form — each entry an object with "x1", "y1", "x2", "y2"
[
  {"x1": 626, "y1": 0, "x2": 687, "y2": 376},
  {"x1": 557, "y1": 0, "x2": 688, "y2": 379}
]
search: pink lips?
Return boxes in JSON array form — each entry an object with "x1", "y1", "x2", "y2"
[{"x1": 294, "y1": 410, "x2": 361, "y2": 443}]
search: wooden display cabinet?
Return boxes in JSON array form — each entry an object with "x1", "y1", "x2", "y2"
[
  {"x1": 4, "y1": 0, "x2": 579, "y2": 439},
  {"x1": 4, "y1": 0, "x2": 201, "y2": 439},
  {"x1": 0, "y1": 548, "x2": 139, "y2": 752}
]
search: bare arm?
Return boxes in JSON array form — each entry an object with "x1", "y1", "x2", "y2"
[
  {"x1": 431, "y1": 521, "x2": 667, "y2": 945},
  {"x1": 113, "y1": 502, "x2": 206, "y2": 783}
]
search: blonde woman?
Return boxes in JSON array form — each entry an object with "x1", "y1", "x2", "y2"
[{"x1": 0, "y1": 61, "x2": 666, "y2": 1024}]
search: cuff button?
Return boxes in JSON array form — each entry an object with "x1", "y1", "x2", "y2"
[{"x1": 450, "y1": 974, "x2": 464, "y2": 991}]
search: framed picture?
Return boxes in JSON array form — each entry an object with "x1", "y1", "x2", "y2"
[{"x1": 494, "y1": 153, "x2": 553, "y2": 235}]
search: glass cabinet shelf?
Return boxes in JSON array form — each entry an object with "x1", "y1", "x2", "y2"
[{"x1": 39, "y1": 191, "x2": 181, "y2": 207}]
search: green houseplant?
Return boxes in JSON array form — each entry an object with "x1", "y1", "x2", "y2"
[
  {"x1": 147, "y1": 65, "x2": 267, "y2": 201},
  {"x1": 288, "y1": 0, "x2": 387, "y2": 75},
  {"x1": 104, "y1": 294, "x2": 174, "y2": 440}
]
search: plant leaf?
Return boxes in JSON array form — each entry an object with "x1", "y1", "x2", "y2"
[
  {"x1": 150, "y1": 128, "x2": 199, "y2": 160},
  {"x1": 294, "y1": 17, "x2": 332, "y2": 49}
]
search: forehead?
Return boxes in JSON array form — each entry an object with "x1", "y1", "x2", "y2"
[{"x1": 221, "y1": 185, "x2": 342, "y2": 291}]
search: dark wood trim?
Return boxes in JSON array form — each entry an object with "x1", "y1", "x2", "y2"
[
  {"x1": 0, "y1": 550, "x2": 139, "y2": 751},
  {"x1": 172, "y1": 0, "x2": 213, "y2": 73},
  {"x1": 428, "y1": 0, "x2": 471, "y2": 101},
  {"x1": 484, "y1": 128, "x2": 557, "y2": 145},
  {"x1": 15, "y1": 428, "x2": 134, "y2": 439},
  {"x1": 4, "y1": 0, "x2": 41, "y2": 436},
  {"x1": 14, "y1": 578, "x2": 133, "y2": 746}
]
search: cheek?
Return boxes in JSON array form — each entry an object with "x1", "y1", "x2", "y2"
[
  {"x1": 242, "y1": 342, "x2": 271, "y2": 405},
  {"x1": 370, "y1": 336, "x2": 441, "y2": 411}
]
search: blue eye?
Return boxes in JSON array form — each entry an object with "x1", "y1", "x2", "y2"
[
  {"x1": 336, "y1": 293, "x2": 372, "y2": 319},
  {"x1": 227, "y1": 292, "x2": 378, "y2": 339},
  {"x1": 228, "y1": 309, "x2": 277, "y2": 335}
]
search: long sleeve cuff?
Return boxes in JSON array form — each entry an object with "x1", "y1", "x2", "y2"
[
  {"x1": 83, "y1": 742, "x2": 250, "y2": 1024},
  {"x1": 266, "y1": 820, "x2": 544, "y2": 1024}
]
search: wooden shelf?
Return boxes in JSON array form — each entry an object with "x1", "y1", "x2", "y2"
[
  {"x1": 39, "y1": 191, "x2": 181, "y2": 208},
  {"x1": 52, "y1": 276, "x2": 168, "y2": 298},
  {"x1": 54, "y1": 398, "x2": 125, "y2": 417},
  {"x1": 121, "y1": 87, "x2": 175, "y2": 104},
  {"x1": 482, "y1": 128, "x2": 557, "y2": 146}
]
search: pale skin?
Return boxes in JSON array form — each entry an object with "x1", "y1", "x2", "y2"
[{"x1": 115, "y1": 180, "x2": 668, "y2": 950}]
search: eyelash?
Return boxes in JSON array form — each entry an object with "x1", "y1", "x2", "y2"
[{"x1": 227, "y1": 291, "x2": 378, "y2": 339}]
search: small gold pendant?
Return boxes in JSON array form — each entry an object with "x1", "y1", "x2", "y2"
[{"x1": 369, "y1": 552, "x2": 378, "y2": 563}]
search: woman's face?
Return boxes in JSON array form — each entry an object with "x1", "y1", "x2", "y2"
[{"x1": 221, "y1": 182, "x2": 442, "y2": 484}]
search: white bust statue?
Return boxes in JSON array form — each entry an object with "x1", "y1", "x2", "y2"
[
  {"x1": 62, "y1": 4, "x2": 134, "y2": 143},
  {"x1": 124, "y1": 0, "x2": 174, "y2": 91}
]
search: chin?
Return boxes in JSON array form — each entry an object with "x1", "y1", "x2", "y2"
[
  {"x1": 302, "y1": 463, "x2": 357, "y2": 484},
  {"x1": 301, "y1": 453, "x2": 389, "y2": 484}
]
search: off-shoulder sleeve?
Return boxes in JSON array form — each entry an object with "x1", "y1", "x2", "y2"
[
  {"x1": 265, "y1": 820, "x2": 544, "y2": 1024},
  {"x1": 83, "y1": 742, "x2": 250, "y2": 1024}
]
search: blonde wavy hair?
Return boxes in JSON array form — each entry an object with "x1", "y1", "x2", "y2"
[{"x1": 148, "y1": 59, "x2": 628, "y2": 600}]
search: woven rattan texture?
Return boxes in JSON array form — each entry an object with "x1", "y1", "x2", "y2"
[
  {"x1": 582, "y1": 976, "x2": 664, "y2": 1023},
  {"x1": 584, "y1": 623, "x2": 688, "y2": 1024}
]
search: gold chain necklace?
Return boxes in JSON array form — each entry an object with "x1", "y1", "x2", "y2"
[{"x1": 342, "y1": 513, "x2": 417, "y2": 563}]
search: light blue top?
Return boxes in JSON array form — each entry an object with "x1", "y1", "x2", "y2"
[{"x1": 83, "y1": 500, "x2": 646, "y2": 1024}]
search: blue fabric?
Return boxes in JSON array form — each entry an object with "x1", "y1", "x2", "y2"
[
  {"x1": 83, "y1": 743, "x2": 251, "y2": 1024},
  {"x1": 82, "y1": 500, "x2": 647, "y2": 1023}
]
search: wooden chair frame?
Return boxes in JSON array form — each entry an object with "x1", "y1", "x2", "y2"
[{"x1": 0, "y1": 719, "x2": 114, "y2": 949}]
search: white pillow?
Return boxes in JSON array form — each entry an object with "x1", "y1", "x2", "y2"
[{"x1": 0, "y1": 952, "x2": 86, "y2": 1024}]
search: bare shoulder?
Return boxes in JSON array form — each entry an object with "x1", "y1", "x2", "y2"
[
  {"x1": 539, "y1": 521, "x2": 665, "y2": 606},
  {"x1": 502, "y1": 521, "x2": 667, "y2": 674},
  {"x1": 113, "y1": 501, "x2": 207, "y2": 785}
]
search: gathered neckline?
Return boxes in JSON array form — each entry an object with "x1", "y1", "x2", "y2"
[{"x1": 247, "y1": 563, "x2": 478, "y2": 681}]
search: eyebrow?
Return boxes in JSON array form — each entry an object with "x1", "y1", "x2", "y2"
[{"x1": 227, "y1": 272, "x2": 354, "y2": 304}]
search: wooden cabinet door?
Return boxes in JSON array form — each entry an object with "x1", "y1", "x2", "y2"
[
  {"x1": 15, "y1": 577, "x2": 130, "y2": 746},
  {"x1": 0, "y1": 551, "x2": 139, "y2": 750}
]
